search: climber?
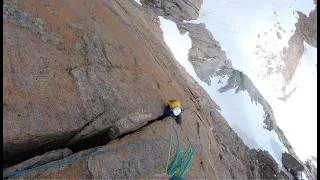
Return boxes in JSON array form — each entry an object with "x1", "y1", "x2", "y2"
[{"x1": 157, "y1": 99, "x2": 182, "y2": 125}]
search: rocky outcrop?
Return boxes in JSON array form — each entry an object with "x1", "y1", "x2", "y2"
[
  {"x1": 277, "y1": 7, "x2": 317, "y2": 95},
  {"x1": 303, "y1": 156, "x2": 317, "y2": 180},
  {"x1": 282, "y1": 152, "x2": 305, "y2": 172},
  {"x1": 253, "y1": 149, "x2": 280, "y2": 179},
  {"x1": 141, "y1": 0, "x2": 203, "y2": 22},
  {"x1": 177, "y1": 22, "x2": 233, "y2": 85},
  {"x1": 295, "y1": 7, "x2": 317, "y2": 49}
]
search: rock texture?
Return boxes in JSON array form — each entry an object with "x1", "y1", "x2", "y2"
[
  {"x1": 142, "y1": 0, "x2": 203, "y2": 22},
  {"x1": 282, "y1": 152, "x2": 305, "y2": 172},
  {"x1": 3, "y1": 149, "x2": 73, "y2": 176},
  {"x1": 295, "y1": 7, "x2": 317, "y2": 49},
  {"x1": 3, "y1": 0, "x2": 165, "y2": 162},
  {"x1": 303, "y1": 156, "x2": 317, "y2": 180},
  {"x1": 277, "y1": 7, "x2": 317, "y2": 99},
  {"x1": 253, "y1": 149, "x2": 281, "y2": 179},
  {"x1": 280, "y1": 6, "x2": 317, "y2": 84},
  {"x1": 177, "y1": 22, "x2": 233, "y2": 85},
  {"x1": 2, "y1": 0, "x2": 298, "y2": 179}
]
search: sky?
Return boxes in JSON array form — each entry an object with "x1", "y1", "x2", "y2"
[{"x1": 133, "y1": 0, "x2": 317, "y2": 162}]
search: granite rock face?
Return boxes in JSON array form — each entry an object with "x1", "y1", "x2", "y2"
[
  {"x1": 3, "y1": 149, "x2": 73, "y2": 176},
  {"x1": 3, "y1": 0, "x2": 165, "y2": 162}
]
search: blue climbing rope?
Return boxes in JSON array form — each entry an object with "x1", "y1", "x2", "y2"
[
  {"x1": 3, "y1": 138, "x2": 176, "y2": 178},
  {"x1": 3, "y1": 122, "x2": 196, "y2": 178},
  {"x1": 166, "y1": 121, "x2": 196, "y2": 178}
]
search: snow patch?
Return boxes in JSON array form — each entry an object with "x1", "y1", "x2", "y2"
[
  {"x1": 159, "y1": 17, "x2": 196, "y2": 78},
  {"x1": 133, "y1": 0, "x2": 142, "y2": 5}
]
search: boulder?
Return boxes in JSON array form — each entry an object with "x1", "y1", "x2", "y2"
[{"x1": 282, "y1": 152, "x2": 305, "y2": 172}]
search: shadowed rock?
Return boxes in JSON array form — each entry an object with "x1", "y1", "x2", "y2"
[{"x1": 282, "y1": 152, "x2": 305, "y2": 172}]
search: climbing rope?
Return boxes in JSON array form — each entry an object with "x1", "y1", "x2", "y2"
[
  {"x1": 144, "y1": 119, "x2": 196, "y2": 179},
  {"x1": 3, "y1": 120, "x2": 196, "y2": 179},
  {"x1": 165, "y1": 119, "x2": 196, "y2": 178}
]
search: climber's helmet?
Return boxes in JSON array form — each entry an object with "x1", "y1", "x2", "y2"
[{"x1": 172, "y1": 107, "x2": 182, "y2": 116}]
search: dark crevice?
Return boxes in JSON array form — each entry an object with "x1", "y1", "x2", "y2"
[
  {"x1": 110, "y1": 116, "x2": 166, "y2": 141},
  {"x1": 68, "y1": 129, "x2": 112, "y2": 153},
  {"x1": 3, "y1": 134, "x2": 75, "y2": 169},
  {"x1": 3, "y1": 116, "x2": 166, "y2": 170}
]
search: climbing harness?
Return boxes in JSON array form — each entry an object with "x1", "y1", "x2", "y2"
[{"x1": 3, "y1": 119, "x2": 196, "y2": 179}]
